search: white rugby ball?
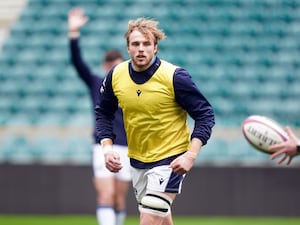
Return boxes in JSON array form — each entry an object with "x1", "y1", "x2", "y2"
[{"x1": 242, "y1": 115, "x2": 288, "y2": 154}]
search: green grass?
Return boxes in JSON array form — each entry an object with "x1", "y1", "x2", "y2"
[{"x1": 0, "y1": 215, "x2": 300, "y2": 225}]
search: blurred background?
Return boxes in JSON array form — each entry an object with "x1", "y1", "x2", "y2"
[{"x1": 0, "y1": 0, "x2": 300, "y2": 217}]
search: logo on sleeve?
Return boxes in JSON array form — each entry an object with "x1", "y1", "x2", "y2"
[
  {"x1": 100, "y1": 77, "x2": 106, "y2": 94},
  {"x1": 159, "y1": 178, "x2": 165, "y2": 185}
]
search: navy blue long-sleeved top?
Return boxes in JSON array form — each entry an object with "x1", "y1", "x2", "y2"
[
  {"x1": 95, "y1": 57, "x2": 214, "y2": 148},
  {"x1": 70, "y1": 38, "x2": 127, "y2": 145}
]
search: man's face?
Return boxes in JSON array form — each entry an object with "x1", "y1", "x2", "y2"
[{"x1": 127, "y1": 30, "x2": 157, "y2": 72}]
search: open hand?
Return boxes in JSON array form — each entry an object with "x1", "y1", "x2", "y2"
[{"x1": 68, "y1": 8, "x2": 89, "y2": 32}]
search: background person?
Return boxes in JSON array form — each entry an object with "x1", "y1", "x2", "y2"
[
  {"x1": 68, "y1": 8, "x2": 131, "y2": 225},
  {"x1": 95, "y1": 18, "x2": 215, "y2": 225}
]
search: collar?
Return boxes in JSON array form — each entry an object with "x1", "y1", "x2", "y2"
[{"x1": 129, "y1": 57, "x2": 161, "y2": 84}]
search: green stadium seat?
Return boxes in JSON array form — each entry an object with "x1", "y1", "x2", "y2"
[
  {"x1": 62, "y1": 136, "x2": 92, "y2": 164},
  {"x1": 1, "y1": 135, "x2": 33, "y2": 163},
  {"x1": 30, "y1": 135, "x2": 69, "y2": 164}
]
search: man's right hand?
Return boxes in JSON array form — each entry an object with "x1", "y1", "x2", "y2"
[{"x1": 104, "y1": 150, "x2": 123, "y2": 173}]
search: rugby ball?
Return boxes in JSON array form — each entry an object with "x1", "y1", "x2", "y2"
[{"x1": 242, "y1": 115, "x2": 288, "y2": 154}]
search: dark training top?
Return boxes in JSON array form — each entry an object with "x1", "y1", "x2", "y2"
[{"x1": 69, "y1": 38, "x2": 127, "y2": 145}]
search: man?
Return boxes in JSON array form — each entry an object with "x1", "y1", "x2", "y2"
[
  {"x1": 68, "y1": 8, "x2": 131, "y2": 225},
  {"x1": 270, "y1": 126, "x2": 300, "y2": 165},
  {"x1": 95, "y1": 17, "x2": 215, "y2": 225}
]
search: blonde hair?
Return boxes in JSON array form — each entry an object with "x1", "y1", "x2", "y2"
[{"x1": 125, "y1": 18, "x2": 166, "y2": 46}]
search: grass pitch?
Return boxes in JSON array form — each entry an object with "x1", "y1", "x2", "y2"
[{"x1": 0, "y1": 215, "x2": 300, "y2": 225}]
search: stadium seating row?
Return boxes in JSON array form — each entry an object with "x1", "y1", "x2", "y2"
[{"x1": 0, "y1": 134, "x2": 92, "y2": 164}]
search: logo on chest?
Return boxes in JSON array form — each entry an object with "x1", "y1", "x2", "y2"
[{"x1": 136, "y1": 89, "x2": 142, "y2": 96}]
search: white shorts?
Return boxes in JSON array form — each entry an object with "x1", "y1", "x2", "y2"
[
  {"x1": 92, "y1": 144, "x2": 131, "y2": 181},
  {"x1": 131, "y1": 165, "x2": 186, "y2": 203}
]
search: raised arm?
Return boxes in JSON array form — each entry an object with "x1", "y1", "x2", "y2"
[{"x1": 68, "y1": 8, "x2": 96, "y2": 87}]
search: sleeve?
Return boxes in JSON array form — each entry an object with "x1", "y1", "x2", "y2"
[
  {"x1": 173, "y1": 68, "x2": 215, "y2": 145},
  {"x1": 69, "y1": 38, "x2": 96, "y2": 88},
  {"x1": 95, "y1": 69, "x2": 119, "y2": 143}
]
